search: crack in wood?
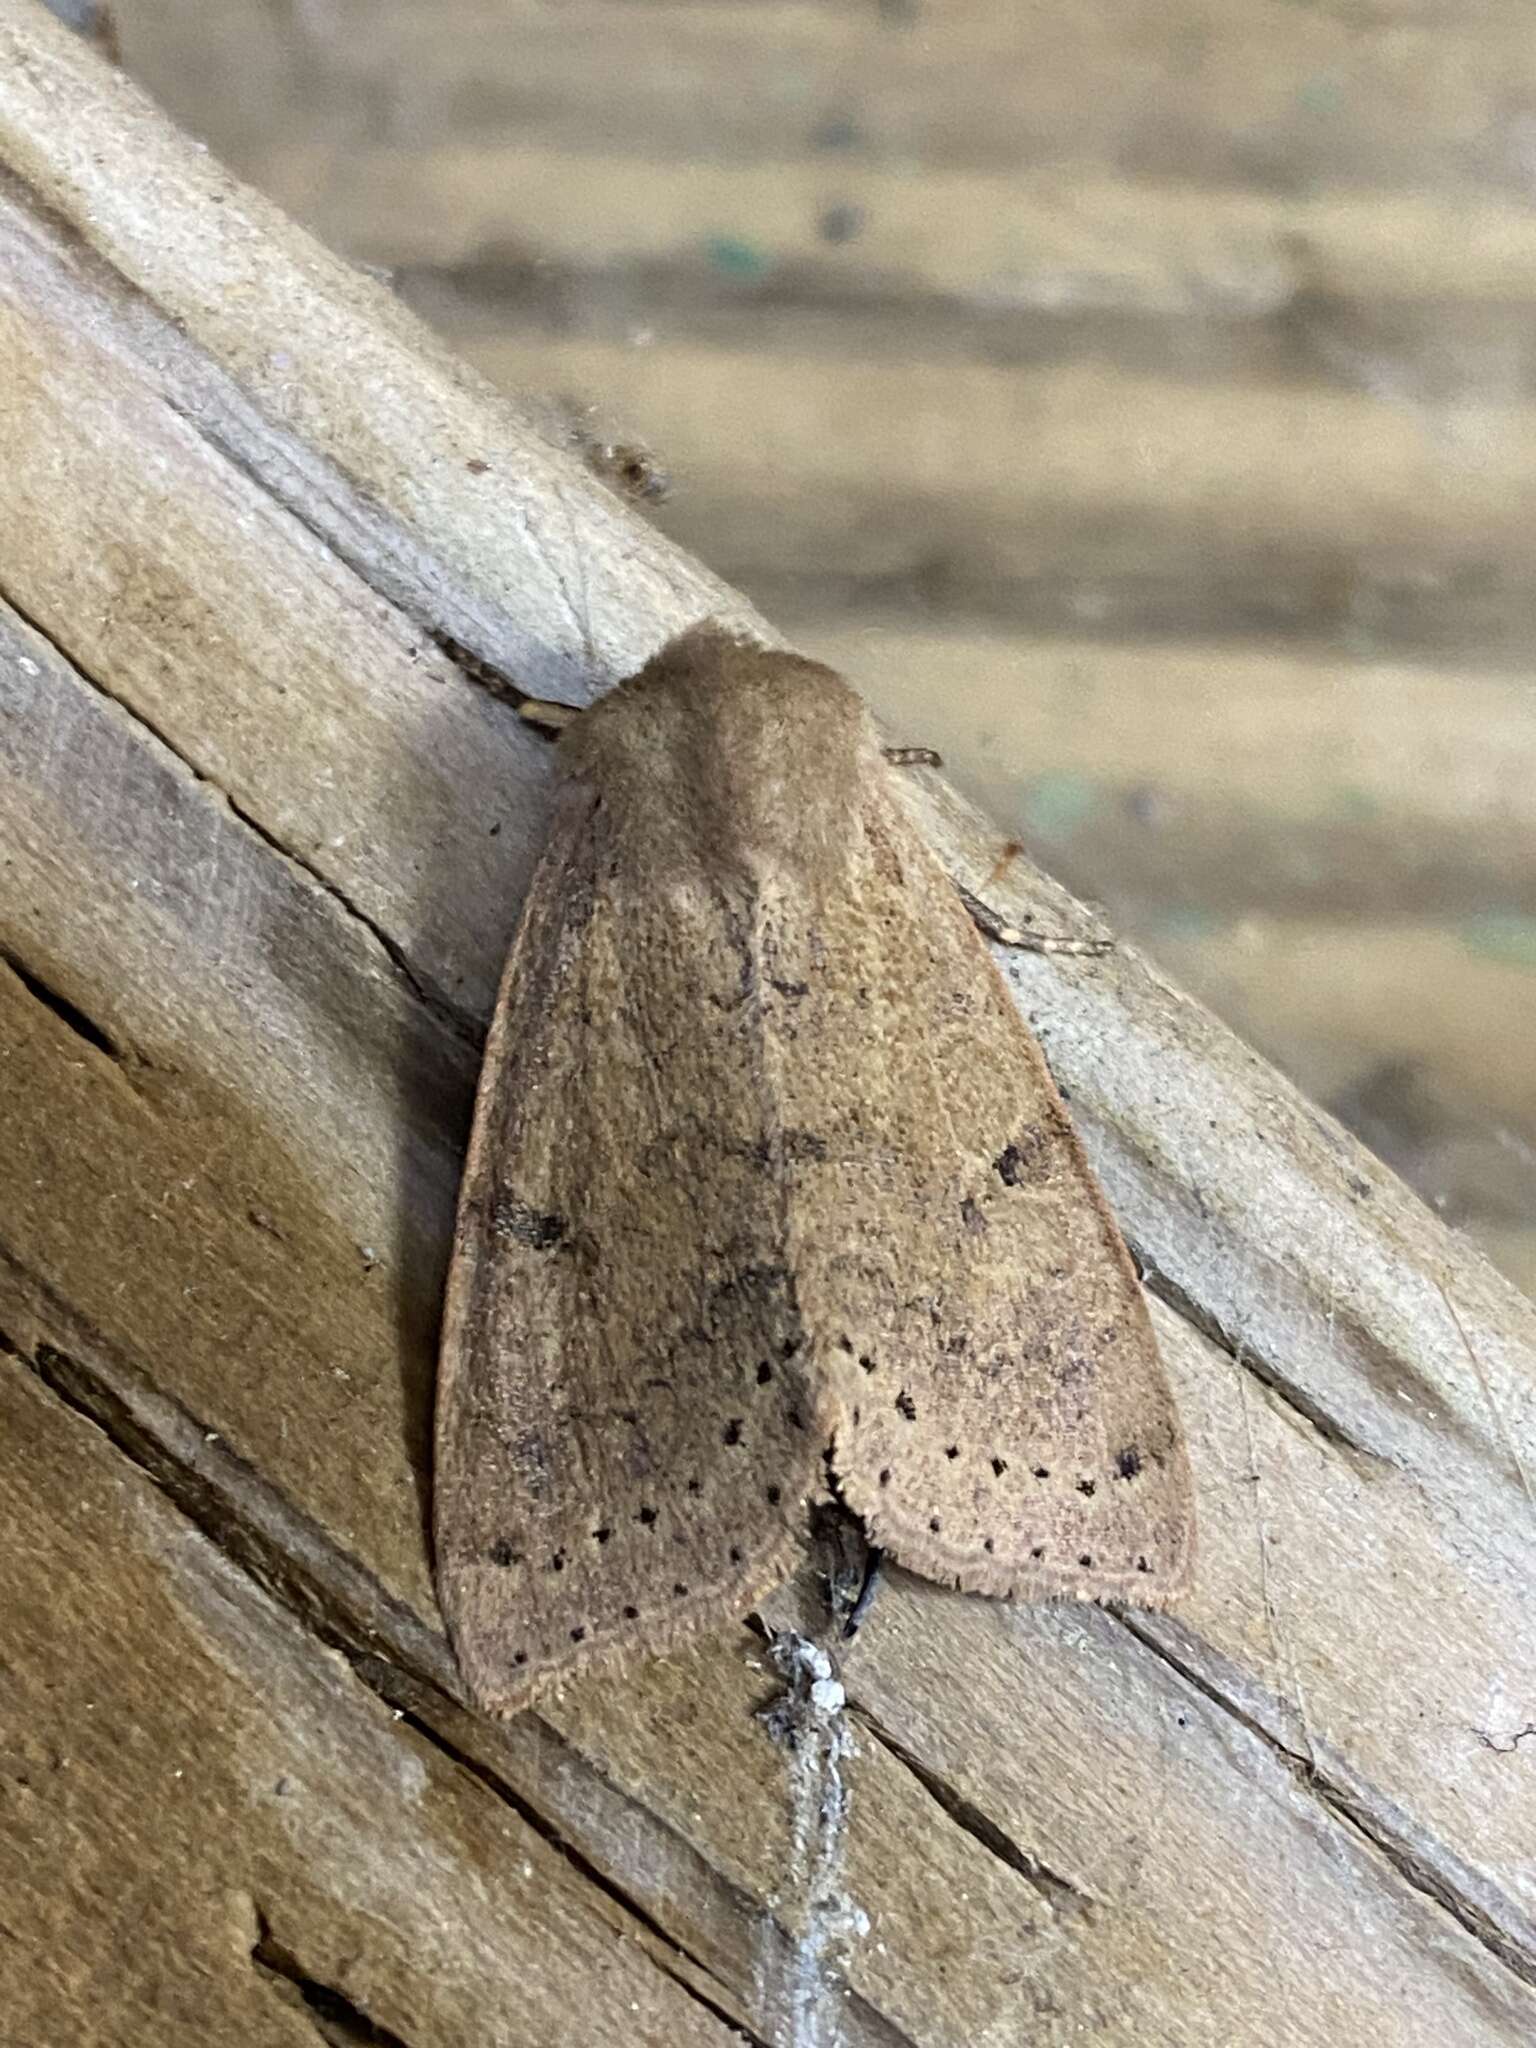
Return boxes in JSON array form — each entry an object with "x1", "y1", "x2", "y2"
[
  {"x1": 353, "y1": 1681, "x2": 768, "y2": 2048},
  {"x1": 151, "y1": 380, "x2": 599, "y2": 711},
  {"x1": 0, "y1": 1264, "x2": 455, "y2": 1694},
  {"x1": 251, "y1": 1908, "x2": 414, "y2": 2048},
  {"x1": 1115, "y1": 1611, "x2": 1536, "y2": 1991},
  {"x1": 1474, "y1": 1724, "x2": 1536, "y2": 1756},
  {"x1": 4, "y1": 1258, "x2": 1532, "y2": 2018},
  {"x1": 0, "y1": 943, "x2": 122, "y2": 1063},
  {"x1": 430, "y1": 630, "x2": 537, "y2": 709},
  {"x1": 158, "y1": 385, "x2": 554, "y2": 713},
  {"x1": 849, "y1": 1706, "x2": 1096, "y2": 1921},
  {"x1": 0, "y1": 579, "x2": 483, "y2": 1050},
  {"x1": 1136, "y1": 1256, "x2": 1381, "y2": 1466}
]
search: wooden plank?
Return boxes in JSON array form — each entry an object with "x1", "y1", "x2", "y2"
[
  {"x1": 116, "y1": 0, "x2": 1536, "y2": 206},
  {"x1": 6, "y1": 573, "x2": 1536, "y2": 2034},
  {"x1": 0, "y1": 1363, "x2": 743, "y2": 2048},
  {"x1": 262, "y1": 141, "x2": 1536, "y2": 316},
  {"x1": 0, "y1": 611, "x2": 460, "y2": 1622},
  {"x1": 0, "y1": 170, "x2": 556, "y2": 1031},
  {"x1": 116, "y1": 3, "x2": 1536, "y2": 433},
  {"x1": 3, "y1": 7, "x2": 1536, "y2": 2041}
]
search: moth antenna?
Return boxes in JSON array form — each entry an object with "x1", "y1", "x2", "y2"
[{"x1": 958, "y1": 884, "x2": 1114, "y2": 955}]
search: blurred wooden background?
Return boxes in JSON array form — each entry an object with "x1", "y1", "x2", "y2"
[{"x1": 105, "y1": 0, "x2": 1536, "y2": 1298}]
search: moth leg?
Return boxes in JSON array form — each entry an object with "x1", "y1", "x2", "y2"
[
  {"x1": 518, "y1": 697, "x2": 582, "y2": 735},
  {"x1": 957, "y1": 883, "x2": 1114, "y2": 956},
  {"x1": 841, "y1": 1548, "x2": 884, "y2": 1640},
  {"x1": 805, "y1": 1499, "x2": 884, "y2": 1646},
  {"x1": 993, "y1": 929, "x2": 1114, "y2": 957},
  {"x1": 882, "y1": 743, "x2": 943, "y2": 768}
]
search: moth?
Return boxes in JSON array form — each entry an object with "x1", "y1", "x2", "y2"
[{"x1": 436, "y1": 625, "x2": 1193, "y2": 1713}]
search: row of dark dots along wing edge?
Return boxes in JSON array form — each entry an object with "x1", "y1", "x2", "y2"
[
  {"x1": 858, "y1": 1349, "x2": 1155, "y2": 1577},
  {"x1": 484, "y1": 1340, "x2": 1155, "y2": 1659},
  {"x1": 485, "y1": 1356, "x2": 799, "y2": 1660}
]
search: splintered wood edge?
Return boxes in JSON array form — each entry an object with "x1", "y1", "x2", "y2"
[{"x1": 2, "y1": 5, "x2": 1535, "y2": 2035}]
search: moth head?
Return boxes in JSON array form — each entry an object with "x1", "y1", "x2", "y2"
[{"x1": 566, "y1": 623, "x2": 875, "y2": 884}]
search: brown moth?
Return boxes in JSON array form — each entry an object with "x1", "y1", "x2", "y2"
[{"x1": 435, "y1": 624, "x2": 1193, "y2": 1713}]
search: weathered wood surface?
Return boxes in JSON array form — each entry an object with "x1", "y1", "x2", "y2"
[
  {"x1": 2, "y1": 1367, "x2": 737, "y2": 2048},
  {"x1": 104, "y1": 0, "x2": 1536, "y2": 1305},
  {"x1": 1, "y1": 7, "x2": 1535, "y2": 2043}
]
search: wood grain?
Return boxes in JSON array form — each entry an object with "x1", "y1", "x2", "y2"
[
  {"x1": 2, "y1": 6, "x2": 1534, "y2": 2042},
  {"x1": 1, "y1": 1364, "x2": 741, "y2": 2048}
]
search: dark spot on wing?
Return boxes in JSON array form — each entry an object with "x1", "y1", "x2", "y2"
[{"x1": 995, "y1": 1127, "x2": 1052, "y2": 1188}]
